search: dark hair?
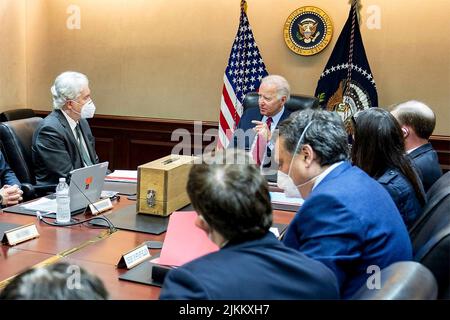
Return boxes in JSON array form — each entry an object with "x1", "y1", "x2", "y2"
[
  {"x1": 278, "y1": 109, "x2": 349, "y2": 166},
  {"x1": 187, "y1": 150, "x2": 272, "y2": 242},
  {"x1": 0, "y1": 262, "x2": 109, "y2": 300},
  {"x1": 391, "y1": 100, "x2": 436, "y2": 139},
  {"x1": 352, "y1": 108, "x2": 425, "y2": 205}
]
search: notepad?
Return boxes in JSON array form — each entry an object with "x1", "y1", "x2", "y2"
[
  {"x1": 269, "y1": 192, "x2": 304, "y2": 206},
  {"x1": 158, "y1": 211, "x2": 219, "y2": 267}
]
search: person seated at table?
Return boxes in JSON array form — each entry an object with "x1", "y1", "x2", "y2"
[
  {"x1": 0, "y1": 150, "x2": 23, "y2": 207},
  {"x1": 391, "y1": 100, "x2": 443, "y2": 192},
  {"x1": 159, "y1": 150, "x2": 340, "y2": 300},
  {"x1": 275, "y1": 109, "x2": 412, "y2": 299},
  {"x1": 0, "y1": 262, "x2": 109, "y2": 300},
  {"x1": 32, "y1": 71, "x2": 100, "y2": 186},
  {"x1": 352, "y1": 108, "x2": 426, "y2": 228}
]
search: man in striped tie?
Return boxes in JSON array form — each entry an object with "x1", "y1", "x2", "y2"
[{"x1": 232, "y1": 75, "x2": 292, "y2": 173}]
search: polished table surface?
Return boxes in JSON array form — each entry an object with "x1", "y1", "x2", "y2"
[{"x1": 0, "y1": 195, "x2": 295, "y2": 300}]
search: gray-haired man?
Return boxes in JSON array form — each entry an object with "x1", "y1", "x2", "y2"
[{"x1": 32, "y1": 71, "x2": 99, "y2": 185}]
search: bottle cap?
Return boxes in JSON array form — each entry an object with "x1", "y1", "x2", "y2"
[{"x1": 59, "y1": 177, "x2": 66, "y2": 182}]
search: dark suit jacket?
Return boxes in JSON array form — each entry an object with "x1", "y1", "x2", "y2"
[
  {"x1": 32, "y1": 110, "x2": 99, "y2": 186},
  {"x1": 377, "y1": 167, "x2": 425, "y2": 229},
  {"x1": 0, "y1": 151, "x2": 20, "y2": 187},
  {"x1": 409, "y1": 143, "x2": 443, "y2": 192},
  {"x1": 159, "y1": 233, "x2": 340, "y2": 300},
  {"x1": 231, "y1": 107, "x2": 291, "y2": 151},
  {"x1": 283, "y1": 162, "x2": 413, "y2": 299}
]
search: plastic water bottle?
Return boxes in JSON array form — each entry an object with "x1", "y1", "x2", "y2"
[{"x1": 56, "y1": 177, "x2": 71, "y2": 224}]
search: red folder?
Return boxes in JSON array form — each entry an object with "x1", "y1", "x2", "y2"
[{"x1": 158, "y1": 211, "x2": 219, "y2": 267}]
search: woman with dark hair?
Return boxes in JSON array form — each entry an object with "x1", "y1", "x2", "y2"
[{"x1": 352, "y1": 107, "x2": 426, "y2": 228}]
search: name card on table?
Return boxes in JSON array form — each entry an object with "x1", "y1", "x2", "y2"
[
  {"x1": 117, "y1": 243, "x2": 151, "y2": 269},
  {"x1": 89, "y1": 198, "x2": 113, "y2": 215},
  {"x1": 1, "y1": 223, "x2": 40, "y2": 246}
]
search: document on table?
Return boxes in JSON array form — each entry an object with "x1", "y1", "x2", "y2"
[
  {"x1": 269, "y1": 192, "x2": 304, "y2": 206},
  {"x1": 21, "y1": 197, "x2": 57, "y2": 213},
  {"x1": 105, "y1": 170, "x2": 137, "y2": 183}
]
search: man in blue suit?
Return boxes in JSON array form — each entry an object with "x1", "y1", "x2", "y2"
[
  {"x1": 275, "y1": 110, "x2": 413, "y2": 299},
  {"x1": 159, "y1": 150, "x2": 340, "y2": 300},
  {"x1": 391, "y1": 100, "x2": 443, "y2": 192},
  {"x1": 231, "y1": 75, "x2": 292, "y2": 169},
  {"x1": 0, "y1": 151, "x2": 23, "y2": 207}
]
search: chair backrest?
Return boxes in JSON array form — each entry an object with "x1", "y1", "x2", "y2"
[
  {"x1": 0, "y1": 108, "x2": 36, "y2": 122},
  {"x1": 412, "y1": 191, "x2": 450, "y2": 299},
  {"x1": 427, "y1": 171, "x2": 450, "y2": 202},
  {"x1": 351, "y1": 261, "x2": 437, "y2": 300},
  {"x1": 242, "y1": 92, "x2": 319, "y2": 113},
  {"x1": 0, "y1": 117, "x2": 43, "y2": 185}
]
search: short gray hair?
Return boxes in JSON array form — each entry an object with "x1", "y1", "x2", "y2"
[
  {"x1": 261, "y1": 75, "x2": 291, "y2": 101},
  {"x1": 278, "y1": 109, "x2": 349, "y2": 166},
  {"x1": 51, "y1": 71, "x2": 89, "y2": 109}
]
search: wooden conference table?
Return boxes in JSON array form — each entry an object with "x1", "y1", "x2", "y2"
[{"x1": 0, "y1": 191, "x2": 295, "y2": 300}]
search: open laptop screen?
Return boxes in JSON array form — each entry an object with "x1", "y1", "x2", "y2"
[{"x1": 67, "y1": 161, "x2": 109, "y2": 213}]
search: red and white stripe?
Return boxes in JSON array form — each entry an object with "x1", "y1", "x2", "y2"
[{"x1": 217, "y1": 75, "x2": 243, "y2": 149}]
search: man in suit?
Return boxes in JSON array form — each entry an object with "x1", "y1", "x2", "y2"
[
  {"x1": 0, "y1": 151, "x2": 23, "y2": 206},
  {"x1": 159, "y1": 150, "x2": 340, "y2": 300},
  {"x1": 32, "y1": 71, "x2": 99, "y2": 186},
  {"x1": 391, "y1": 100, "x2": 443, "y2": 192},
  {"x1": 231, "y1": 75, "x2": 292, "y2": 170},
  {"x1": 275, "y1": 110, "x2": 413, "y2": 299}
]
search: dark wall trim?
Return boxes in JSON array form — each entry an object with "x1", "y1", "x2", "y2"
[{"x1": 34, "y1": 111, "x2": 450, "y2": 172}]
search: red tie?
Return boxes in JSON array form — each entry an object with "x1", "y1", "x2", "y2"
[{"x1": 253, "y1": 117, "x2": 273, "y2": 166}]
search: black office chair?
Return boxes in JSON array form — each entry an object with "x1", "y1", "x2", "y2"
[
  {"x1": 242, "y1": 92, "x2": 319, "y2": 113},
  {"x1": 0, "y1": 108, "x2": 37, "y2": 122},
  {"x1": 351, "y1": 261, "x2": 438, "y2": 300},
  {"x1": 0, "y1": 117, "x2": 56, "y2": 200},
  {"x1": 410, "y1": 188, "x2": 450, "y2": 299},
  {"x1": 427, "y1": 171, "x2": 450, "y2": 202}
]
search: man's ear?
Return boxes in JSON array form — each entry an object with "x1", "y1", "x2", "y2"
[
  {"x1": 401, "y1": 126, "x2": 410, "y2": 139},
  {"x1": 195, "y1": 215, "x2": 211, "y2": 233},
  {"x1": 301, "y1": 145, "x2": 315, "y2": 166}
]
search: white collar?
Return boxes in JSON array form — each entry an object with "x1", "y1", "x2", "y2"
[
  {"x1": 261, "y1": 106, "x2": 285, "y2": 131},
  {"x1": 312, "y1": 161, "x2": 345, "y2": 190},
  {"x1": 60, "y1": 109, "x2": 78, "y2": 131}
]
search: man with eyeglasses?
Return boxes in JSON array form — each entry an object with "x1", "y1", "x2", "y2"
[
  {"x1": 231, "y1": 75, "x2": 292, "y2": 169},
  {"x1": 32, "y1": 71, "x2": 99, "y2": 186}
]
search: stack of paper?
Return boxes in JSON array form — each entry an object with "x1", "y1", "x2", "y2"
[{"x1": 105, "y1": 170, "x2": 137, "y2": 183}]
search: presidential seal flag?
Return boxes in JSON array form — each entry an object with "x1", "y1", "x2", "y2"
[
  {"x1": 314, "y1": 0, "x2": 377, "y2": 134},
  {"x1": 217, "y1": 0, "x2": 269, "y2": 149}
]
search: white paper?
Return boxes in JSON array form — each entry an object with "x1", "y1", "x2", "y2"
[
  {"x1": 22, "y1": 197, "x2": 57, "y2": 213},
  {"x1": 269, "y1": 227, "x2": 280, "y2": 238},
  {"x1": 269, "y1": 192, "x2": 304, "y2": 206},
  {"x1": 105, "y1": 170, "x2": 137, "y2": 183}
]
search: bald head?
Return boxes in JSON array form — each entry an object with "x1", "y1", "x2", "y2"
[{"x1": 391, "y1": 100, "x2": 436, "y2": 139}]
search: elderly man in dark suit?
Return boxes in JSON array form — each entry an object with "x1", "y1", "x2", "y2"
[
  {"x1": 159, "y1": 150, "x2": 340, "y2": 300},
  {"x1": 32, "y1": 71, "x2": 99, "y2": 186},
  {"x1": 275, "y1": 110, "x2": 412, "y2": 299},
  {"x1": 391, "y1": 100, "x2": 443, "y2": 192},
  {"x1": 231, "y1": 75, "x2": 292, "y2": 168}
]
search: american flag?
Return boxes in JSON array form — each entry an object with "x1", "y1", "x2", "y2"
[{"x1": 217, "y1": 0, "x2": 268, "y2": 149}]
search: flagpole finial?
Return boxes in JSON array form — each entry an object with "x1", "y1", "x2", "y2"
[
  {"x1": 241, "y1": 0, "x2": 248, "y2": 14},
  {"x1": 349, "y1": 0, "x2": 362, "y2": 24}
]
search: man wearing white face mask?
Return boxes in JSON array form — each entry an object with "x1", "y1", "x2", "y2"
[
  {"x1": 275, "y1": 109, "x2": 412, "y2": 299},
  {"x1": 32, "y1": 71, "x2": 99, "y2": 186}
]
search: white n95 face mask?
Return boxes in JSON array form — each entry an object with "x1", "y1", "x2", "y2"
[
  {"x1": 277, "y1": 170, "x2": 302, "y2": 198},
  {"x1": 80, "y1": 100, "x2": 96, "y2": 119},
  {"x1": 277, "y1": 120, "x2": 316, "y2": 199}
]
